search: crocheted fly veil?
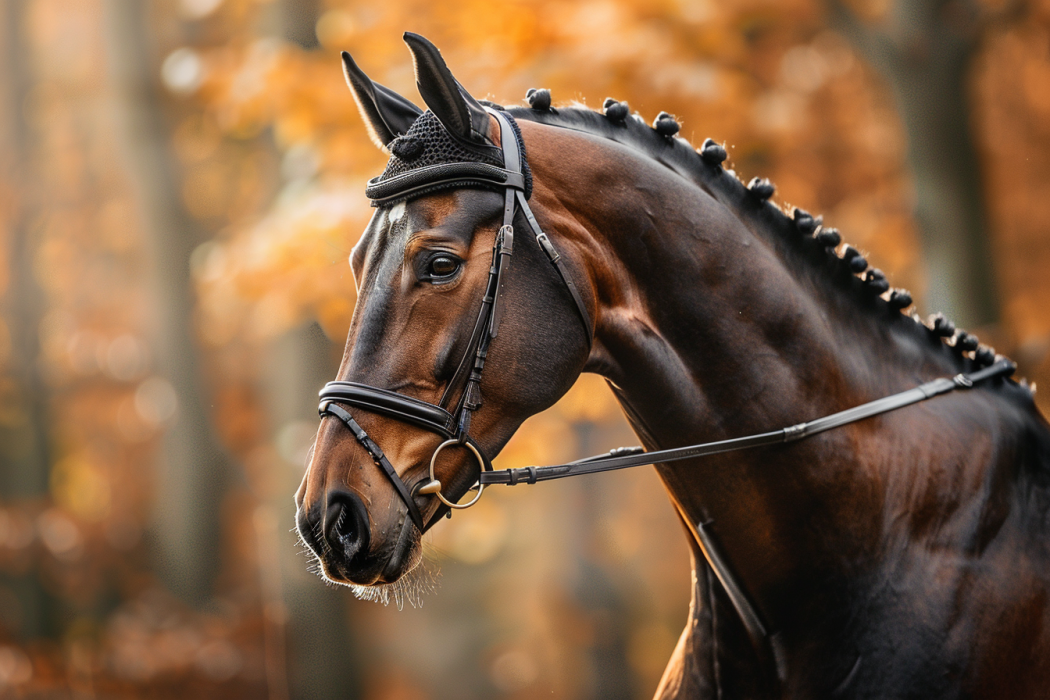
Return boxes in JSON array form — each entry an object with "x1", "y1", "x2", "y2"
[{"x1": 364, "y1": 110, "x2": 533, "y2": 206}]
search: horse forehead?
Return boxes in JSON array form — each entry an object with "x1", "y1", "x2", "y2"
[
  {"x1": 351, "y1": 196, "x2": 465, "y2": 318},
  {"x1": 411, "y1": 190, "x2": 487, "y2": 229},
  {"x1": 351, "y1": 209, "x2": 397, "y2": 279}
]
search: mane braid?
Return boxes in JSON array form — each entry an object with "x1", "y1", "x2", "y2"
[{"x1": 506, "y1": 104, "x2": 1024, "y2": 389}]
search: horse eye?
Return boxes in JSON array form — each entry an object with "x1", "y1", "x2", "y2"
[{"x1": 427, "y1": 255, "x2": 460, "y2": 279}]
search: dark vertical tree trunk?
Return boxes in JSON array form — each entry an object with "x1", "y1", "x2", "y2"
[
  {"x1": 262, "y1": 323, "x2": 362, "y2": 700},
  {"x1": 830, "y1": 0, "x2": 999, "y2": 328},
  {"x1": 0, "y1": 0, "x2": 58, "y2": 640},
  {"x1": 255, "y1": 3, "x2": 362, "y2": 695},
  {"x1": 101, "y1": 0, "x2": 230, "y2": 605},
  {"x1": 281, "y1": 0, "x2": 320, "y2": 49}
]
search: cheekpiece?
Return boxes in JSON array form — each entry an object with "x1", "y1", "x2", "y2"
[{"x1": 364, "y1": 110, "x2": 533, "y2": 206}]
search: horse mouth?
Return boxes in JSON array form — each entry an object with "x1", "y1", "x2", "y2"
[{"x1": 378, "y1": 512, "x2": 418, "y2": 582}]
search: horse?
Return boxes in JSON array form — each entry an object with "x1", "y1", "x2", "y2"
[{"x1": 296, "y1": 32, "x2": 1050, "y2": 698}]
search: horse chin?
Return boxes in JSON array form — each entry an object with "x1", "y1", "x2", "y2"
[{"x1": 378, "y1": 514, "x2": 422, "y2": 582}]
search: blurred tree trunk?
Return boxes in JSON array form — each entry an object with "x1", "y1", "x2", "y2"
[
  {"x1": 0, "y1": 0, "x2": 58, "y2": 640},
  {"x1": 281, "y1": 0, "x2": 320, "y2": 49},
  {"x1": 830, "y1": 0, "x2": 1001, "y2": 329},
  {"x1": 254, "y1": 4, "x2": 362, "y2": 696},
  {"x1": 102, "y1": 0, "x2": 230, "y2": 605},
  {"x1": 262, "y1": 323, "x2": 362, "y2": 700}
]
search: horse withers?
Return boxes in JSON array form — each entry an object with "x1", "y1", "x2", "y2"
[{"x1": 297, "y1": 32, "x2": 1050, "y2": 699}]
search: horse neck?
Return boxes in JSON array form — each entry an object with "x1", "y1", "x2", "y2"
[
  {"x1": 528, "y1": 125, "x2": 956, "y2": 585},
  {"x1": 546, "y1": 145, "x2": 928, "y2": 452},
  {"x1": 523, "y1": 120, "x2": 1042, "y2": 690}
]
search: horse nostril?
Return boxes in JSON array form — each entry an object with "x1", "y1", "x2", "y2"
[{"x1": 325, "y1": 490, "x2": 370, "y2": 560}]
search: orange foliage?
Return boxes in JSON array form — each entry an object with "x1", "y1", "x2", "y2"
[{"x1": 2, "y1": 0, "x2": 1050, "y2": 697}]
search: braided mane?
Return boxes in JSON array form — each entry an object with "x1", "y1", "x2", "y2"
[{"x1": 501, "y1": 97, "x2": 1013, "y2": 379}]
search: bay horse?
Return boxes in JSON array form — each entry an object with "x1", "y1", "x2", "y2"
[{"x1": 296, "y1": 32, "x2": 1050, "y2": 698}]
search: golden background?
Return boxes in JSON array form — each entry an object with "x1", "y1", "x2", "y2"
[{"x1": 0, "y1": 0, "x2": 1048, "y2": 697}]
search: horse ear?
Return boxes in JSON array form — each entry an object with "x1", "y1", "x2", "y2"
[
  {"x1": 402, "y1": 32, "x2": 496, "y2": 145},
  {"x1": 341, "y1": 51, "x2": 422, "y2": 150}
]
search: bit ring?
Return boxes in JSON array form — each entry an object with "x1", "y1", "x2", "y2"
[{"x1": 427, "y1": 439, "x2": 485, "y2": 509}]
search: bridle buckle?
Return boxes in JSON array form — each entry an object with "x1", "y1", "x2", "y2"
[{"x1": 535, "y1": 232, "x2": 560, "y2": 262}]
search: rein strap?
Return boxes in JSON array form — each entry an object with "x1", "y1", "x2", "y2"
[{"x1": 481, "y1": 360, "x2": 1017, "y2": 486}]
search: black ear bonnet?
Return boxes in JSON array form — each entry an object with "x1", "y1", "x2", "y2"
[{"x1": 364, "y1": 110, "x2": 533, "y2": 207}]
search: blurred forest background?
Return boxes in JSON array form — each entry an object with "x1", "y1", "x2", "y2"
[{"x1": 0, "y1": 0, "x2": 1049, "y2": 698}]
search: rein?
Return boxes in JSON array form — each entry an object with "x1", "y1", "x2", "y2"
[{"x1": 481, "y1": 359, "x2": 1016, "y2": 487}]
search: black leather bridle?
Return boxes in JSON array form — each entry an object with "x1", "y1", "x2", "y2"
[{"x1": 319, "y1": 108, "x2": 592, "y2": 533}]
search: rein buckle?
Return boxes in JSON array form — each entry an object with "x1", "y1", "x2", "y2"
[{"x1": 535, "y1": 232, "x2": 560, "y2": 263}]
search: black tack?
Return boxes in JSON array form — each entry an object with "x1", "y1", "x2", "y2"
[
  {"x1": 975, "y1": 346, "x2": 996, "y2": 366},
  {"x1": 603, "y1": 98, "x2": 629, "y2": 122},
  {"x1": 864, "y1": 269, "x2": 889, "y2": 294},
  {"x1": 849, "y1": 255, "x2": 868, "y2": 273},
  {"x1": 653, "y1": 112, "x2": 680, "y2": 137},
  {"x1": 747, "y1": 177, "x2": 775, "y2": 200},
  {"x1": 527, "y1": 88, "x2": 552, "y2": 110},
  {"x1": 815, "y1": 227, "x2": 841, "y2": 247},
  {"x1": 888, "y1": 289, "x2": 913, "y2": 310},
  {"x1": 699, "y1": 138, "x2": 727, "y2": 165},
  {"x1": 930, "y1": 313, "x2": 955, "y2": 337},
  {"x1": 841, "y1": 245, "x2": 860, "y2": 260}
]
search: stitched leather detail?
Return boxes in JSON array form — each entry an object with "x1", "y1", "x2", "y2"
[{"x1": 320, "y1": 382, "x2": 456, "y2": 438}]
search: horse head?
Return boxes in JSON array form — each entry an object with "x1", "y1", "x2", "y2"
[{"x1": 296, "y1": 33, "x2": 593, "y2": 590}]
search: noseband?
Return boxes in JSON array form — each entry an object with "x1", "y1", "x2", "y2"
[{"x1": 319, "y1": 109, "x2": 593, "y2": 533}]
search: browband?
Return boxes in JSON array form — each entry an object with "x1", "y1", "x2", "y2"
[{"x1": 365, "y1": 163, "x2": 524, "y2": 205}]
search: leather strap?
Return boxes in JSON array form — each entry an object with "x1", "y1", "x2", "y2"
[
  {"x1": 480, "y1": 360, "x2": 1017, "y2": 486},
  {"x1": 320, "y1": 382, "x2": 457, "y2": 437},
  {"x1": 320, "y1": 402, "x2": 427, "y2": 532},
  {"x1": 365, "y1": 163, "x2": 524, "y2": 204},
  {"x1": 519, "y1": 189, "x2": 593, "y2": 344}
]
